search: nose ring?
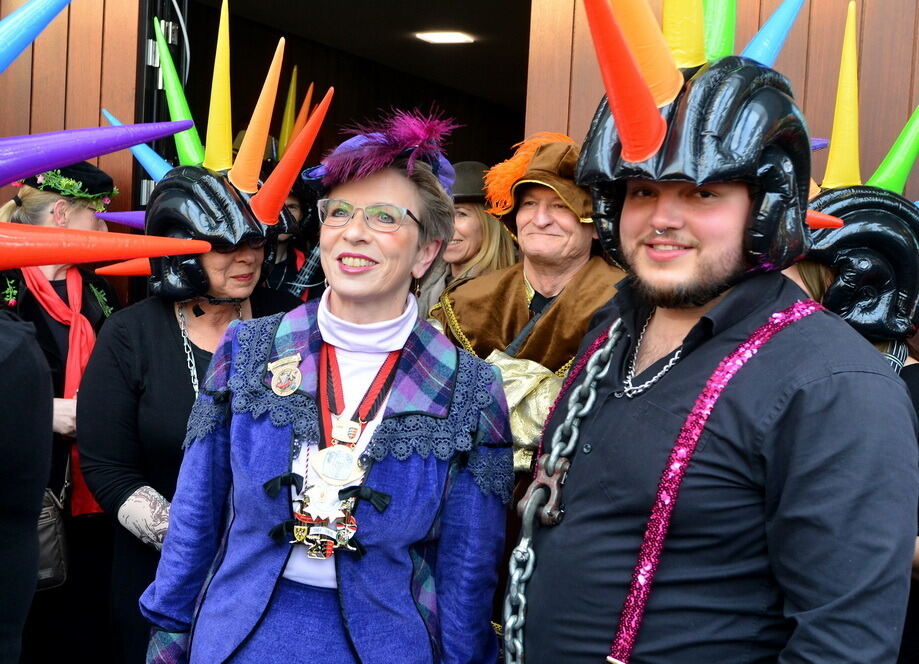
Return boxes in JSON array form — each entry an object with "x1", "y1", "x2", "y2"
[{"x1": 654, "y1": 229, "x2": 665, "y2": 235}]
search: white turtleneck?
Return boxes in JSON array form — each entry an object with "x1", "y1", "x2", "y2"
[{"x1": 282, "y1": 290, "x2": 417, "y2": 588}]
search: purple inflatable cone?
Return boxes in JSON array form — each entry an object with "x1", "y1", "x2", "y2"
[
  {"x1": 0, "y1": 120, "x2": 192, "y2": 187},
  {"x1": 94, "y1": 211, "x2": 146, "y2": 230}
]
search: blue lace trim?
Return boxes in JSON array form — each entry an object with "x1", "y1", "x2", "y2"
[
  {"x1": 184, "y1": 394, "x2": 229, "y2": 449},
  {"x1": 365, "y1": 355, "x2": 512, "y2": 502},
  {"x1": 184, "y1": 314, "x2": 512, "y2": 501}
]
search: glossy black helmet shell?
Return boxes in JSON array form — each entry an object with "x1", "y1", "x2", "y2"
[
  {"x1": 146, "y1": 166, "x2": 289, "y2": 300},
  {"x1": 808, "y1": 186, "x2": 919, "y2": 341},
  {"x1": 578, "y1": 56, "x2": 811, "y2": 273}
]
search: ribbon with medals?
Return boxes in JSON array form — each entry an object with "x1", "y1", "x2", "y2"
[{"x1": 291, "y1": 343, "x2": 401, "y2": 558}]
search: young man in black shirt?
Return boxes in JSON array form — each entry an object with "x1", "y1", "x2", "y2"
[{"x1": 509, "y1": 32, "x2": 919, "y2": 664}]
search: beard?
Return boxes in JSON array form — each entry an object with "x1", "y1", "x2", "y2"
[{"x1": 619, "y1": 241, "x2": 747, "y2": 309}]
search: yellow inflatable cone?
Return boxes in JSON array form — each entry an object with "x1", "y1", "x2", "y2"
[
  {"x1": 663, "y1": 0, "x2": 706, "y2": 69},
  {"x1": 278, "y1": 66, "x2": 298, "y2": 158},
  {"x1": 290, "y1": 82, "x2": 314, "y2": 145},
  {"x1": 228, "y1": 38, "x2": 285, "y2": 193},
  {"x1": 203, "y1": 0, "x2": 233, "y2": 172},
  {"x1": 822, "y1": 1, "x2": 861, "y2": 189}
]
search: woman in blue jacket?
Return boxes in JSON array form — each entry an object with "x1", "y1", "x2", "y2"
[{"x1": 141, "y1": 111, "x2": 513, "y2": 664}]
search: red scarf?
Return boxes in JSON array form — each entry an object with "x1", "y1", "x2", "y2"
[{"x1": 21, "y1": 266, "x2": 103, "y2": 516}]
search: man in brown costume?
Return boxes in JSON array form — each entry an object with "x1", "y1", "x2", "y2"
[{"x1": 431, "y1": 133, "x2": 623, "y2": 472}]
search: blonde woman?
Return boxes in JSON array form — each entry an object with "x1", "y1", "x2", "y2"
[
  {"x1": 417, "y1": 161, "x2": 516, "y2": 314},
  {"x1": 0, "y1": 161, "x2": 121, "y2": 663}
]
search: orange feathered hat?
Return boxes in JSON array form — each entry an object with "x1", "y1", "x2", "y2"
[{"x1": 484, "y1": 132, "x2": 592, "y2": 230}]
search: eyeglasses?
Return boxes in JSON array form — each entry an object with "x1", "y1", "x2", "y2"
[
  {"x1": 212, "y1": 236, "x2": 267, "y2": 254},
  {"x1": 317, "y1": 198, "x2": 420, "y2": 233}
]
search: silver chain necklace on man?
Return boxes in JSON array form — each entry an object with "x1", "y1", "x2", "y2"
[
  {"x1": 616, "y1": 309, "x2": 683, "y2": 398},
  {"x1": 177, "y1": 301, "x2": 242, "y2": 396}
]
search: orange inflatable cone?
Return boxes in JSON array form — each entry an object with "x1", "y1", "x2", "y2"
[
  {"x1": 583, "y1": 0, "x2": 667, "y2": 163},
  {"x1": 251, "y1": 87, "x2": 334, "y2": 225},
  {"x1": 609, "y1": 0, "x2": 683, "y2": 107},
  {"x1": 0, "y1": 222, "x2": 210, "y2": 270},
  {"x1": 806, "y1": 209, "x2": 845, "y2": 229},
  {"x1": 289, "y1": 82, "x2": 314, "y2": 145},
  {"x1": 228, "y1": 38, "x2": 285, "y2": 193},
  {"x1": 95, "y1": 257, "x2": 152, "y2": 276}
]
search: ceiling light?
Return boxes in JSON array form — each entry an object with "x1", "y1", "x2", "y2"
[{"x1": 414, "y1": 31, "x2": 475, "y2": 44}]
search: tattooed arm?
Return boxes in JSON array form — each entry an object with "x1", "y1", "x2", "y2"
[{"x1": 118, "y1": 485, "x2": 171, "y2": 550}]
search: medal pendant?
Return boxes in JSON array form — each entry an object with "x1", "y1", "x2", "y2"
[
  {"x1": 336, "y1": 515, "x2": 358, "y2": 545},
  {"x1": 268, "y1": 354, "x2": 302, "y2": 396},
  {"x1": 331, "y1": 418, "x2": 361, "y2": 445},
  {"x1": 312, "y1": 445, "x2": 363, "y2": 486},
  {"x1": 292, "y1": 524, "x2": 309, "y2": 543}
]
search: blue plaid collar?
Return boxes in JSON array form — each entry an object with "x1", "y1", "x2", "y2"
[{"x1": 263, "y1": 300, "x2": 456, "y2": 419}]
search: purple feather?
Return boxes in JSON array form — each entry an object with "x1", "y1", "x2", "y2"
[{"x1": 319, "y1": 109, "x2": 460, "y2": 193}]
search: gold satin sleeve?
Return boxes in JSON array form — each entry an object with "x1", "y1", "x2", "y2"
[{"x1": 485, "y1": 349, "x2": 563, "y2": 473}]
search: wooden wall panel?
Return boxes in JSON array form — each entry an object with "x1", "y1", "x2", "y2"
[
  {"x1": 65, "y1": 1, "x2": 104, "y2": 136},
  {"x1": 568, "y1": 0, "x2": 601, "y2": 141},
  {"x1": 523, "y1": 0, "x2": 576, "y2": 136},
  {"x1": 0, "y1": 1, "x2": 141, "y2": 209},
  {"x1": 527, "y1": 0, "x2": 919, "y2": 200},
  {"x1": 29, "y1": 5, "x2": 68, "y2": 134},
  {"x1": 98, "y1": 0, "x2": 142, "y2": 200},
  {"x1": 858, "y1": 0, "x2": 917, "y2": 193},
  {"x1": 762, "y1": 0, "x2": 809, "y2": 102},
  {"x1": 803, "y1": 0, "x2": 850, "y2": 188},
  {"x1": 0, "y1": 0, "x2": 33, "y2": 141},
  {"x1": 735, "y1": 0, "x2": 763, "y2": 53},
  {"x1": 0, "y1": 0, "x2": 37, "y2": 207}
]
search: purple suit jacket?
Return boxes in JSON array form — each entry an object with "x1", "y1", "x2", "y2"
[{"x1": 140, "y1": 300, "x2": 512, "y2": 663}]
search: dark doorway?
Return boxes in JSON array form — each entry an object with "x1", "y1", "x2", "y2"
[{"x1": 142, "y1": 1, "x2": 531, "y2": 171}]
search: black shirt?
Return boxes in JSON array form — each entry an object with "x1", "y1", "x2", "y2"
[
  {"x1": 525, "y1": 272, "x2": 919, "y2": 663},
  {"x1": 76, "y1": 288, "x2": 300, "y2": 664},
  {"x1": 0, "y1": 312, "x2": 52, "y2": 662}
]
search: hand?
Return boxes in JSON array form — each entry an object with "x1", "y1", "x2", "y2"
[{"x1": 52, "y1": 398, "x2": 77, "y2": 436}]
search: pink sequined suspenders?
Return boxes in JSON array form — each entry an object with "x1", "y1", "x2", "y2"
[{"x1": 606, "y1": 299, "x2": 823, "y2": 664}]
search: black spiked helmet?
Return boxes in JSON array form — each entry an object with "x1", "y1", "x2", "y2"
[
  {"x1": 807, "y1": 186, "x2": 919, "y2": 342},
  {"x1": 577, "y1": 56, "x2": 812, "y2": 273},
  {"x1": 146, "y1": 166, "x2": 292, "y2": 301}
]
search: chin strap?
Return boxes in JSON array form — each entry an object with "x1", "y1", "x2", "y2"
[{"x1": 187, "y1": 296, "x2": 248, "y2": 317}]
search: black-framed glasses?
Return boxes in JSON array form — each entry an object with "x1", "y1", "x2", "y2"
[
  {"x1": 317, "y1": 198, "x2": 420, "y2": 233},
  {"x1": 212, "y1": 236, "x2": 268, "y2": 254}
]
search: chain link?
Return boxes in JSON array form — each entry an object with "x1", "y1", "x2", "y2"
[
  {"x1": 503, "y1": 319, "x2": 623, "y2": 663},
  {"x1": 177, "y1": 303, "x2": 200, "y2": 397},
  {"x1": 176, "y1": 301, "x2": 243, "y2": 397}
]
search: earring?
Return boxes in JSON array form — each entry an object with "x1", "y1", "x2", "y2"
[{"x1": 411, "y1": 277, "x2": 422, "y2": 297}]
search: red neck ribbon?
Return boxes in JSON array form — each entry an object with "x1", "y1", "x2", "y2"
[{"x1": 317, "y1": 343, "x2": 401, "y2": 449}]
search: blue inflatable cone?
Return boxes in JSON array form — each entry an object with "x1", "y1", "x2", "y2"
[
  {"x1": 101, "y1": 109, "x2": 175, "y2": 182},
  {"x1": 0, "y1": 0, "x2": 71, "y2": 74},
  {"x1": 741, "y1": 0, "x2": 806, "y2": 67}
]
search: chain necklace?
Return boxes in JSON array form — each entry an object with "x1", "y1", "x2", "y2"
[
  {"x1": 177, "y1": 301, "x2": 242, "y2": 396},
  {"x1": 616, "y1": 310, "x2": 682, "y2": 399}
]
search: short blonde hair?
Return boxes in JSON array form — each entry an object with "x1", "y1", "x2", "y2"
[
  {"x1": 0, "y1": 185, "x2": 63, "y2": 224},
  {"x1": 451, "y1": 202, "x2": 517, "y2": 278}
]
